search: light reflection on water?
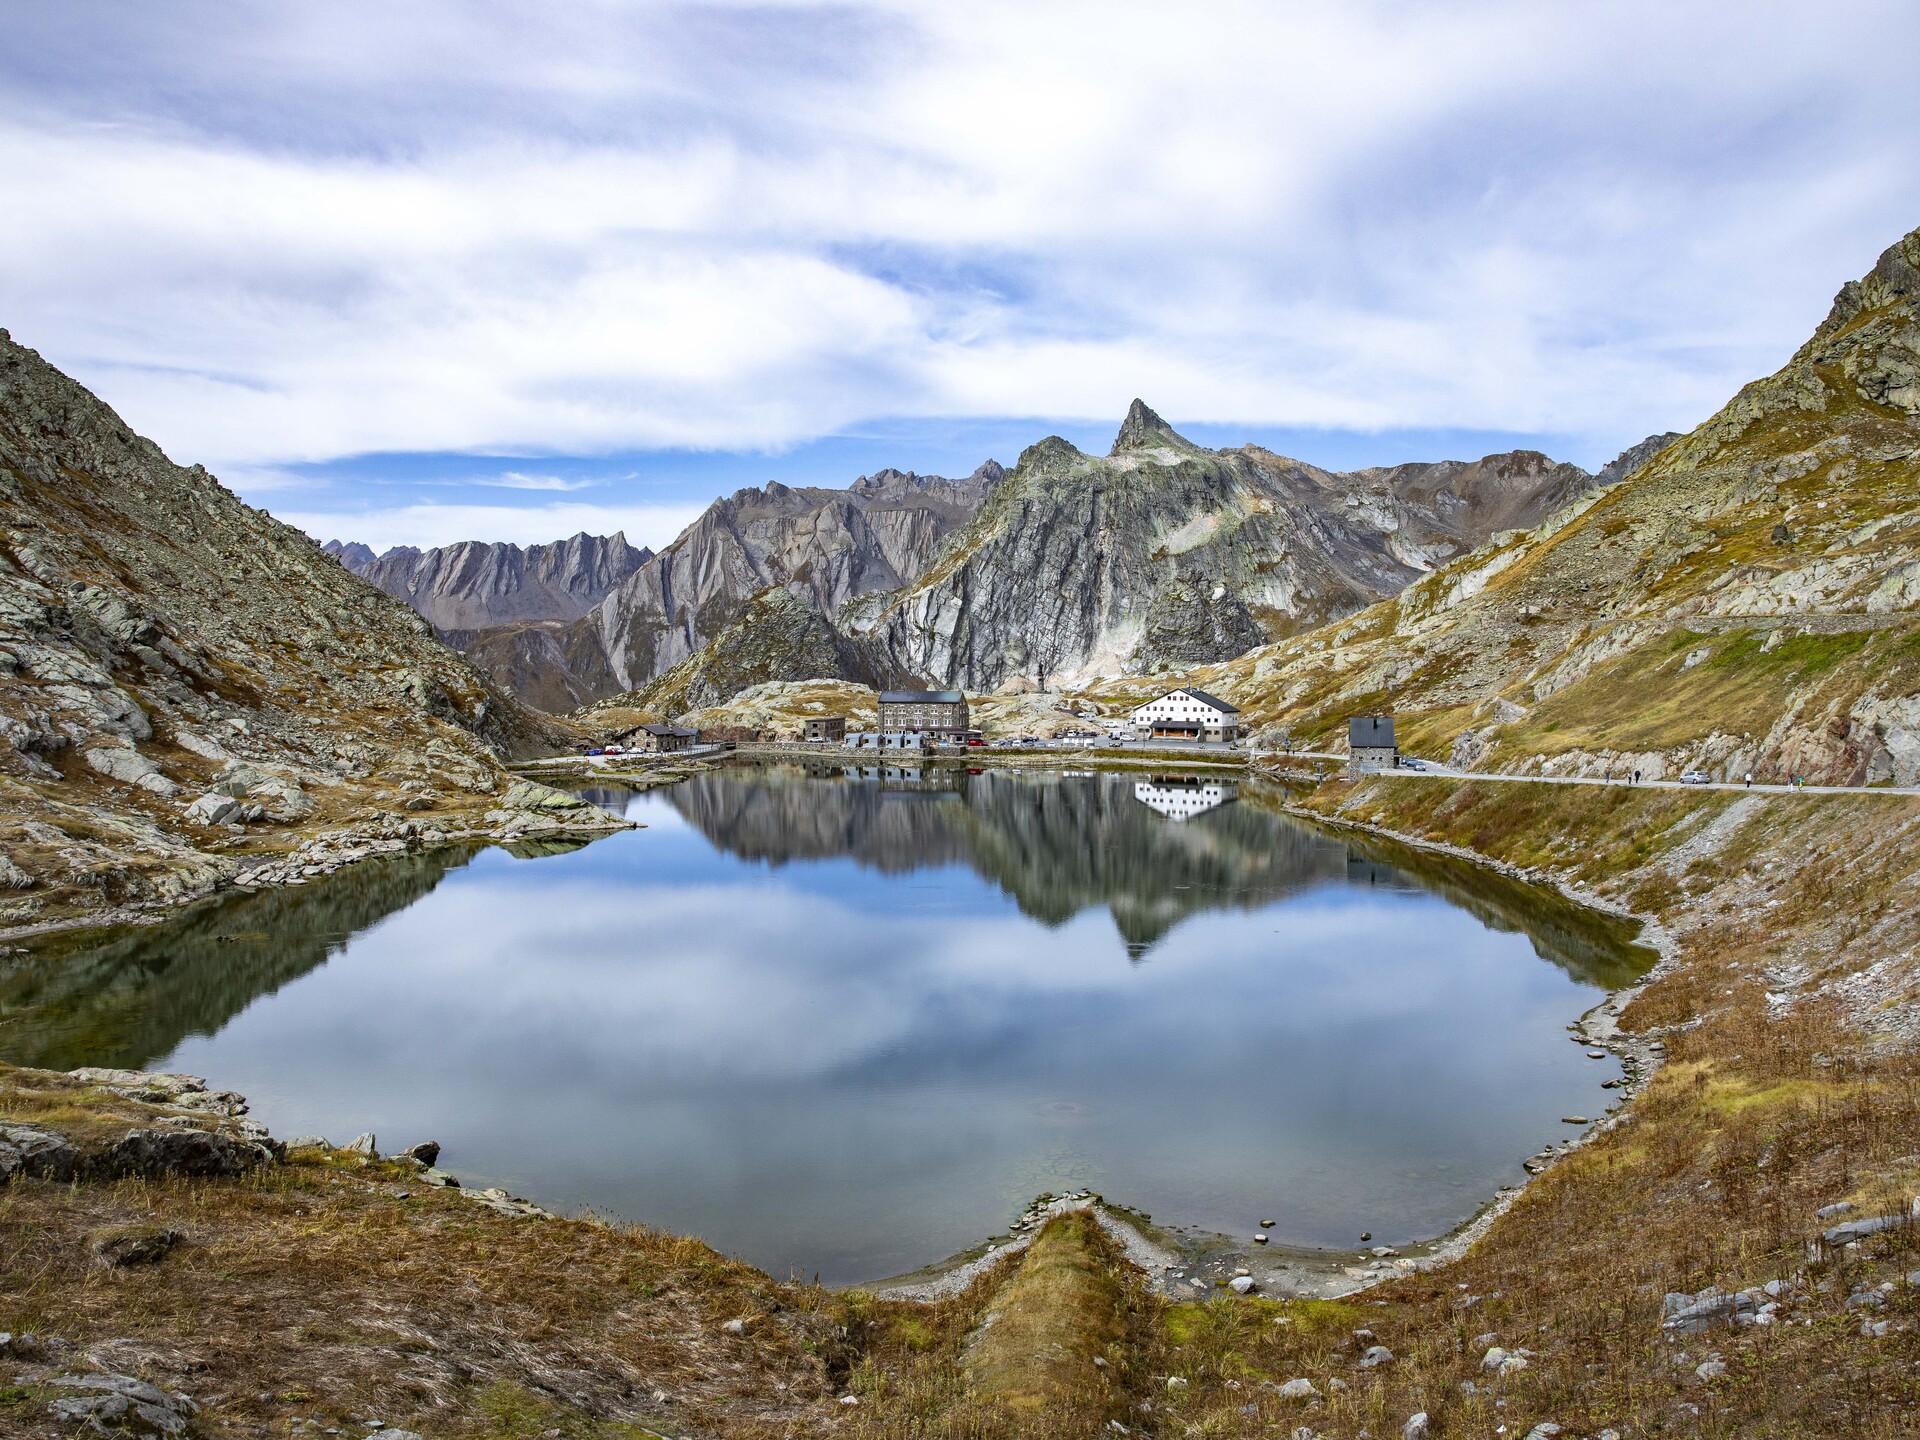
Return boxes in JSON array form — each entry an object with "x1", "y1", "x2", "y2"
[{"x1": 0, "y1": 765, "x2": 1647, "y2": 1284}]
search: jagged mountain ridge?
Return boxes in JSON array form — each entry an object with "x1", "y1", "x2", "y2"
[
  {"x1": 0, "y1": 328, "x2": 569, "y2": 925},
  {"x1": 860, "y1": 401, "x2": 1603, "y2": 689},
  {"x1": 1197, "y1": 224, "x2": 1920, "y2": 784},
  {"x1": 575, "y1": 463, "x2": 1002, "y2": 695},
  {"x1": 325, "y1": 532, "x2": 653, "y2": 630}
]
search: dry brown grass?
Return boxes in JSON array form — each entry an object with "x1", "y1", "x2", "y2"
[
  {"x1": 0, "y1": 1136, "x2": 868, "y2": 1438},
  {"x1": 835, "y1": 1211, "x2": 1156, "y2": 1440}
]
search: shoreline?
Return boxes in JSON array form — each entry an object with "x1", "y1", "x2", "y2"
[{"x1": 6, "y1": 754, "x2": 1666, "y2": 1314}]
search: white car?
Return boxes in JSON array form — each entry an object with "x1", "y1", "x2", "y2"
[{"x1": 1680, "y1": 770, "x2": 1712, "y2": 784}]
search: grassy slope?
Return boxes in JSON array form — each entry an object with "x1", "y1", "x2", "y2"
[{"x1": 1188, "y1": 230, "x2": 1920, "y2": 785}]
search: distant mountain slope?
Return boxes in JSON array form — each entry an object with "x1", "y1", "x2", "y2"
[
  {"x1": 581, "y1": 586, "x2": 912, "y2": 722},
  {"x1": 574, "y1": 464, "x2": 1001, "y2": 694},
  {"x1": 0, "y1": 328, "x2": 575, "y2": 928},
  {"x1": 325, "y1": 532, "x2": 652, "y2": 630},
  {"x1": 859, "y1": 401, "x2": 1601, "y2": 690},
  {"x1": 1200, "y1": 224, "x2": 1920, "y2": 785}
]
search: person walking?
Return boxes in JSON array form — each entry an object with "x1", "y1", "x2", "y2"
[
  {"x1": 1633, "y1": 768, "x2": 1641, "y2": 785},
  {"x1": 1744, "y1": 771, "x2": 1753, "y2": 788}
]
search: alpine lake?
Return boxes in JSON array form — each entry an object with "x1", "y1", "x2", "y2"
[{"x1": 0, "y1": 762, "x2": 1653, "y2": 1286}]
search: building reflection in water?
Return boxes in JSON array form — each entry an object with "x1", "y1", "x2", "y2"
[{"x1": 1132, "y1": 774, "x2": 1236, "y2": 821}]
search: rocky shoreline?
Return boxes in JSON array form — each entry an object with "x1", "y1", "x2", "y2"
[{"x1": 0, "y1": 777, "x2": 633, "y2": 948}]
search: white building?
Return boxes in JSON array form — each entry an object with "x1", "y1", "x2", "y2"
[{"x1": 1128, "y1": 687, "x2": 1241, "y2": 743}]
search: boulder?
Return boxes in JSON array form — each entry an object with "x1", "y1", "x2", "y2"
[
  {"x1": 48, "y1": 1372, "x2": 197, "y2": 1438},
  {"x1": 345, "y1": 1131, "x2": 379, "y2": 1157},
  {"x1": 104, "y1": 1127, "x2": 280, "y2": 1179},
  {"x1": 1, "y1": 1124, "x2": 82, "y2": 1182},
  {"x1": 1403, "y1": 1415, "x2": 1432, "y2": 1440},
  {"x1": 1274, "y1": 1378, "x2": 1317, "y2": 1400},
  {"x1": 1662, "y1": 1287, "x2": 1755, "y2": 1334},
  {"x1": 397, "y1": 1140, "x2": 441, "y2": 1167},
  {"x1": 84, "y1": 745, "x2": 162, "y2": 786},
  {"x1": 184, "y1": 793, "x2": 239, "y2": 825},
  {"x1": 1359, "y1": 1345, "x2": 1394, "y2": 1367},
  {"x1": 1824, "y1": 1214, "x2": 1908, "y2": 1246}
]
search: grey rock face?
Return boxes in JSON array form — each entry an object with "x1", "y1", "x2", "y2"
[
  {"x1": 0, "y1": 329, "x2": 577, "y2": 918},
  {"x1": 578, "y1": 464, "x2": 1000, "y2": 695},
  {"x1": 865, "y1": 407, "x2": 1596, "y2": 688},
  {"x1": 1595, "y1": 431, "x2": 1684, "y2": 487},
  {"x1": 328, "y1": 531, "x2": 653, "y2": 630}
]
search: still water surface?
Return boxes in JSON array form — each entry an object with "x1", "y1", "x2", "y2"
[{"x1": 1, "y1": 765, "x2": 1649, "y2": 1283}]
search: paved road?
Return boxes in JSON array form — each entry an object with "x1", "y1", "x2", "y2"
[{"x1": 1341, "y1": 763, "x2": 1919, "y2": 798}]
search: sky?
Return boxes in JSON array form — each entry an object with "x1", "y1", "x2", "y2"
[{"x1": 3, "y1": 1, "x2": 1917, "y2": 553}]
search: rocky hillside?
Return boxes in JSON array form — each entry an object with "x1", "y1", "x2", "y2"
[
  {"x1": 857, "y1": 402, "x2": 1604, "y2": 690},
  {"x1": 0, "y1": 329, "x2": 594, "y2": 932},
  {"x1": 325, "y1": 532, "x2": 652, "y2": 631},
  {"x1": 568, "y1": 465, "x2": 999, "y2": 695},
  {"x1": 1201, "y1": 225, "x2": 1920, "y2": 784},
  {"x1": 585, "y1": 586, "x2": 911, "y2": 722}
]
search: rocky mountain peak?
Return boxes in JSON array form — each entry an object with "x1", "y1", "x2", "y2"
[
  {"x1": 1594, "y1": 432, "x2": 1683, "y2": 487},
  {"x1": 1111, "y1": 399, "x2": 1198, "y2": 455}
]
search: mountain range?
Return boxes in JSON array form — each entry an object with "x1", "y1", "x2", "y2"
[{"x1": 336, "y1": 422, "x2": 1645, "y2": 716}]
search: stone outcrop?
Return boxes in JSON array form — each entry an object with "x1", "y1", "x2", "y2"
[
  {"x1": 1203, "y1": 224, "x2": 1920, "y2": 786},
  {"x1": 0, "y1": 329, "x2": 579, "y2": 930},
  {"x1": 859, "y1": 401, "x2": 1599, "y2": 689}
]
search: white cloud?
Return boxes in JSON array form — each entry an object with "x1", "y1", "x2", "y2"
[
  {"x1": 276, "y1": 500, "x2": 706, "y2": 552},
  {"x1": 1, "y1": 0, "x2": 1916, "y2": 479},
  {"x1": 480, "y1": 473, "x2": 599, "y2": 491}
]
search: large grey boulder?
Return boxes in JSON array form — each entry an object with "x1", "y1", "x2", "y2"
[
  {"x1": 48, "y1": 1372, "x2": 198, "y2": 1437},
  {"x1": 104, "y1": 1127, "x2": 280, "y2": 1179},
  {"x1": 84, "y1": 744, "x2": 161, "y2": 786},
  {"x1": 184, "y1": 792, "x2": 239, "y2": 825},
  {"x1": 1, "y1": 1125, "x2": 82, "y2": 1181}
]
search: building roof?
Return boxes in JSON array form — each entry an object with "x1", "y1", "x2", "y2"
[
  {"x1": 1136, "y1": 687, "x2": 1240, "y2": 714},
  {"x1": 639, "y1": 724, "x2": 698, "y2": 738},
  {"x1": 1180, "y1": 687, "x2": 1240, "y2": 714},
  {"x1": 1349, "y1": 715, "x2": 1396, "y2": 746},
  {"x1": 878, "y1": 690, "x2": 966, "y2": 704}
]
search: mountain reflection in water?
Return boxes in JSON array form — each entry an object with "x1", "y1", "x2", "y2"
[{"x1": 0, "y1": 765, "x2": 1650, "y2": 1284}]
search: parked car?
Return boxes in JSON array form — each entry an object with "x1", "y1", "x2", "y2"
[
  {"x1": 1680, "y1": 770, "x2": 1712, "y2": 784},
  {"x1": 965, "y1": 737, "x2": 986, "y2": 748},
  {"x1": 586, "y1": 747, "x2": 605, "y2": 756},
  {"x1": 1400, "y1": 757, "x2": 1427, "y2": 771}
]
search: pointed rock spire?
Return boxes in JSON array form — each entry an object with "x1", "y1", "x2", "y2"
[{"x1": 1111, "y1": 399, "x2": 1195, "y2": 454}]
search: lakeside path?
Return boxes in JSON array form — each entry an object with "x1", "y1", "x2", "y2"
[{"x1": 1351, "y1": 762, "x2": 1920, "y2": 797}]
